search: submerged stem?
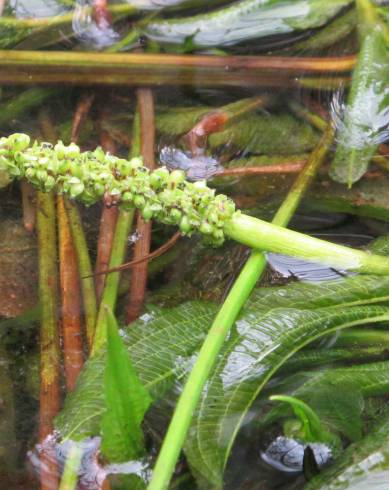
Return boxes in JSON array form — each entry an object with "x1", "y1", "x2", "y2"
[
  {"x1": 57, "y1": 196, "x2": 84, "y2": 391},
  {"x1": 36, "y1": 191, "x2": 60, "y2": 490},
  {"x1": 126, "y1": 88, "x2": 156, "y2": 324},
  {"x1": 93, "y1": 209, "x2": 135, "y2": 353},
  {"x1": 147, "y1": 126, "x2": 334, "y2": 490},
  {"x1": 64, "y1": 200, "x2": 97, "y2": 349},
  {"x1": 58, "y1": 443, "x2": 83, "y2": 490}
]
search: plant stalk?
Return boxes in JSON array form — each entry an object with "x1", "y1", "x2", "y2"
[
  {"x1": 0, "y1": 50, "x2": 355, "y2": 88},
  {"x1": 64, "y1": 200, "x2": 97, "y2": 349},
  {"x1": 58, "y1": 444, "x2": 83, "y2": 490},
  {"x1": 95, "y1": 126, "x2": 120, "y2": 303},
  {"x1": 92, "y1": 107, "x2": 140, "y2": 351},
  {"x1": 57, "y1": 196, "x2": 84, "y2": 391},
  {"x1": 147, "y1": 127, "x2": 334, "y2": 490},
  {"x1": 37, "y1": 191, "x2": 61, "y2": 490},
  {"x1": 126, "y1": 88, "x2": 156, "y2": 323}
]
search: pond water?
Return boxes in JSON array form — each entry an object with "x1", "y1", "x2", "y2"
[{"x1": 1, "y1": 1, "x2": 389, "y2": 489}]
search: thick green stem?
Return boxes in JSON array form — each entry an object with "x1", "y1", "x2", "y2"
[
  {"x1": 64, "y1": 199, "x2": 97, "y2": 349},
  {"x1": 226, "y1": 213, "x2": 389, "y2": 275},
  {"x1": 147, "y1": 127, "x2": 334, "y2": 490},
  {"x1": 59, "y1": 443, "x2": 83, "y2": 490},
  {"x1": 36, "y1": 191, "x2": 61, "y2": 490}
]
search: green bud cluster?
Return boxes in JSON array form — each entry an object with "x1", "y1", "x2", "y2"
[{"x1": 0, "y1": 133, "x2": 237, "y2": 245}]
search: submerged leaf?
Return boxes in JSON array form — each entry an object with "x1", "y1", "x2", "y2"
[
  {"x1": 100, "y1": 309, "x2": 152, "y2": 463},
  {"x1": 208, "y1": 113, "x2": 319, "y2": 155},
  {"x1": 270, "y1": 395, "x2": 339, "y2": 447},
  {"x1": 263, "y1": 372, "x2": 368, "y2": 443},
  {"x1": 305, "y1": 407, "x2": 389, "y2": 489},
  {"x1": 184, "y1": 279, "x2": 389, "y2": 486},
  {"x1": 145, "y1": 0, "x2": 352, "y2": 48},
  {"x1": 330, "y1": 7, "x2": 389, "y2": 185},
  {"x1": 56, "y1": 275, "x2": 389, "y2": 478}
]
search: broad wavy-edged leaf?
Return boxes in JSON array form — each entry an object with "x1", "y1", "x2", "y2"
[
  {"x1": 329, "y1": 18, "x2": 389, "y2": 186},
  {"x1": 55, "y1": 301, "x2": 217, "y2": 439},
  {"x1": 100, "y1": 309, "x2": 151, "y2": 462},
  {"x1": 184, "y1": 299, "x2": 389, "y2": 485},
  {"x1": 305, "y1": 407, "x2": 389, "y2": 489},
  {"x1": 145, "y1": 0, "x2": 352, "y2": 47},
  {"x1": 56, "y1": 275, "x2": 389, "y2": 445}
]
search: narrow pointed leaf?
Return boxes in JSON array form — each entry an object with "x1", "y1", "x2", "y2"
[{"x1": 100, "y1": 308, "x2": 152, "y2": 462}]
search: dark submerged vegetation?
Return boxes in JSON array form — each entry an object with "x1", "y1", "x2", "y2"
[{"x1": 0, "y1": 0, "x2": 389, "y2": 489}]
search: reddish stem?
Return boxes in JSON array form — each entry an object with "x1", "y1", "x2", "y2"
[
  {"x1": 70, "y1": 93, "x2": 95, "y2": 142},
  {"x1": 185, "y1": 111, "x2": 229, "y2": 155},
  {"x1": 95, "y1": 127, "x2": 119, "y2": 303},
  {"x1": 95, "y1": 231, "x2": 181, "y2": 275},
  {"x1": 93, "y1": 0, "x2": 112, "y2": 29},
  {"x1": 57, "y1": 196, "x2": 84, "y2": 392},
  {"x1": 185, "y1": 97, "x2": 269, "y2": 155},
  {"x1": 213, "y1": 162, "x2": 307, "y2": 177},
  {"x1": 126, "y1": 88, "x2": 156, "y2": 324}
]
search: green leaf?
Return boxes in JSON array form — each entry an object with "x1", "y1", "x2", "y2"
[
  {"x1": 270, "y1": 395, "x2": 339, "y2": 447},
  {"x1": 208, "y1": 113, "x2": 319, "y2": 155},
  {"x1": 329, "y1": 12, "x2": 389, "y2": 185},
  {"x1": 305, "y1": 406, "x2": 389, "y2": 489},
  {"x1": 56, "y1": 275, "x2": 389, "y2": 474},
  {"x1": 183, "y1": 283, "x2": 389, "y2": 486},
  {"x1": 100, "y1": 308, "x2": 152, "y2": 463},
  {"x1": 55, "y1": 301, "x2": 217, "y2": 440},
  {"x1": 263, "y1": 373, "x2": 367, "y2": 443},
  {"x1": 145, "y1": 0, "x2": 352, "y2": 48},
  {"x1": 307, "y1": 174, "x2": 389, "y2": 222}
]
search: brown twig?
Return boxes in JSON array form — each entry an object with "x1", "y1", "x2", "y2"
[
  {"x1": 95, "y1": 125, "x2": 119, "y2": 303},
  {"x1": 70, "y1": 93, "x2": 95, "y2": 142},
  {"x1": 57, "y1": 196, "x2": 84, "y2": 392},
  {"x1": 94, "y1": 231, "x2": 181, "y2": 276},
  {"x1": 126, "y1": 88, "x2": 156, "y2": 324},
  {"x1": 213, "y1": 162, "x2": 307, "y2": 177},
  {"x1": 20, "y1": 179, "x2": 36, "y2": 232}
]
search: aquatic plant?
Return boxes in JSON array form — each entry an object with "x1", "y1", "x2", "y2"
[{"x1": 1, "y1": 132, "x2": 389, "y2": 275}]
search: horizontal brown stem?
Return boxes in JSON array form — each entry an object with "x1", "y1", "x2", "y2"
[
  {"x1": 213, "y1": 162, "x2": 306, "y2": 177},
  {"x1": 0, "y1": 50, "x2": 354, "y2": 88}
]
